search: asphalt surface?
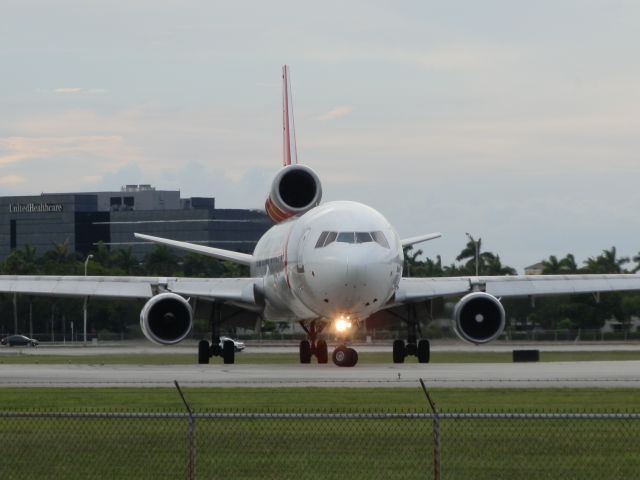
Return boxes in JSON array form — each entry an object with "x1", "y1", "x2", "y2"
[
  {"x1": 1, "y1": 360, "x2": 640, "y2": 388},
  {"x1": 2, "y1": 342, "x2": 640, "y2": 388},
  {"x1": 3, "y1": 341, "x2": 640, "y2": 356}
]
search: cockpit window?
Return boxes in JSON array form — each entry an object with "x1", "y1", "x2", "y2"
[
  {"x1": 315, "y1": 230, "x2": 390, "y2": 249},
  {"x1": 315, "y1": 231, "x2": 329, "y2": 248},
  {"x1": 355, "y1": 232, "x2": 373, "y2": 243},
  {"x1": 371, "y1": 231, "x2": 390, "y2": 248},
  {"x1": 336, "y1": 232, "x2": 356, "y2": 243},
  {"x1": 324, "y1": 231, "x2": 337, "y2": 246},
  {"x1": 315, "y1": 231, "x2": 337, "y2": 248}
]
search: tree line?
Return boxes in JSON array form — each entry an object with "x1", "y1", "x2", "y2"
[
  {"x1": 405, "y1": 240, "x2": 640, "y2": 331},
  {"x1": 1, "y1": 239, "x2": 640, "y2": 338}
]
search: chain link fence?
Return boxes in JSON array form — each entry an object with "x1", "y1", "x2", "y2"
[{"x1": 1, "y1": 408, "x2": 639, "y2": 479}]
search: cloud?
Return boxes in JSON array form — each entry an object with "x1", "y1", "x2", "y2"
[
  {"x1": 316, "y1": 106, "x2": 353, "y2": 121},
  {"x1": 53, "y1": 87, "x2": 108, "y2": 95},
  {"x1": 0, "y1": 175, "x2": 25, "y2": 186},
  {"x1": 0, "y1": 136, "x2": 136, "y2": 170}
]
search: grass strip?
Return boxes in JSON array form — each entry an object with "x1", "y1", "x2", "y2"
[{"x1": 0, "y1": 387, "x2": 638, "y2": 411}]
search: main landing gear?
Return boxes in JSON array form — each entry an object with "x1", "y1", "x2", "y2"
[
  {"x1": 198, "y1": 304, "x2": 235, "y2": 365},
  {"x1": 198, "y1": 338, "x2": 235, "y2": 365},
  {"x1": 298, "y1": 320, "x2": 329, "y2": 364},
  {"x1": 392, "y1": 304, "x2": 430, "y2": 364},
  {"x1": 392, "y1": 338, "x2": 430, "y2": 363}
]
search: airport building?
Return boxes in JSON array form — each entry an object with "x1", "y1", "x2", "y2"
[{"x1": 0, "y1": 185, "x2": 272, "y2": 259}]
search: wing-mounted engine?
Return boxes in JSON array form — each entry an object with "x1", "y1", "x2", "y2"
[
  {"x1": 453, "y1": 292, "x2": 505, "y2": 344},
  {"x1": 140, "y1": 292, "x2": 193, "y2": 345},
  {"x1": 264, "y1": 164, "x2": 322, "y2": 223}
]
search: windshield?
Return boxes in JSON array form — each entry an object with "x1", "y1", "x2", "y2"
[{"x1": 315, "y1": 231, "x2": 389, "y2": 248}]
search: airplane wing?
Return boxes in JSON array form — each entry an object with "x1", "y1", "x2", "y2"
[
  {"x1": 400, "y1": 232, "x2": 442, "y2": 247},
  {"x1": 0, "y1": 275, "x2": 261, "y2": 305},
  {"x1": 394, "y1": 274, "x2": 640, "y2": 304},
  {"x1": 134, "y1": 233, "x2": 253, "y2": 266}
]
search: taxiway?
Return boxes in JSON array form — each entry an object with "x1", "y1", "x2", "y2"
[{"x1": 1, "y1": 361, "x2": 639, "y2": 388}]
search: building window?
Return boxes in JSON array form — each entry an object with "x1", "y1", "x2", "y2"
[{"x1": 10, "y1": 219, "x2": 16, "y2": 250}]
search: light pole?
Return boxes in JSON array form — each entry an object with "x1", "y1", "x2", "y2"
[
  {"x1": 465, "y1": 233, "x2": 480, "y2": 277},
  {"x1": 83, "y1": 254, "x2": 93, "y2": 346}
]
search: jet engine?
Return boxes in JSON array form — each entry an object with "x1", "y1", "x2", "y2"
[
  {"x1": 264, "y1": 164, "x2": 322, "y2": 223},
  {"x1": 140, "y1": 292, "x2": 193, "y2": 345},
  {"x1": 453, "y1": 292, "x2": 505, "y2": 344}
]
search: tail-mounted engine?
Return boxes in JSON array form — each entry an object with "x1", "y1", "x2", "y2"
[
  {"x1": 453, "y1": 292, "x2": 505, "y2": 344},
  {"x1": 265, "y1": 164, "x2": 322, "y2": 223},
  {"x1": 140, "y1": 292, "x2": 193, "y2": 345}
]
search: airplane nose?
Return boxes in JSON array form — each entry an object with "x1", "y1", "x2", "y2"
[{"x1": 301, "y1": 250, "x2": 395, "y2": 318}]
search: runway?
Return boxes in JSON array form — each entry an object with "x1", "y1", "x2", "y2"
[
  {"x1": 2, "y1": 361, "x2": 640, "y2": 388},
  {"x1": 3, "y1": 341, "x2": 640, "y2": 356}
]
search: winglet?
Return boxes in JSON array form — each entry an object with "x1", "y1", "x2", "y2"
[
  {"x1": 134, "y1": 233, "x2": 254, "y2": 266},
  {"x1": 401, "y1": 232, "x2": 442, "y2": 247}
]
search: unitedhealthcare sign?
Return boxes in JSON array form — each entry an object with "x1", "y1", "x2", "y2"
[{"x1": 9, "y1": 203, "x2": 64, "y2": 213}]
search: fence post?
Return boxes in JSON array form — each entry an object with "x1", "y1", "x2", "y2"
[
  {"x1": 175, "y1": 380, "x2": 196, "y2": 480},
  {"x1": 420, "y1": 379, "x2": 441, "y2": 480}
]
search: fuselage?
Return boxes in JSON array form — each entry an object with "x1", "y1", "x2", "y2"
[{"x1": 251, "y1": 201, "x2": 404, "y2": 324}]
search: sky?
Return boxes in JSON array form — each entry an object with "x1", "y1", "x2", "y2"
[{"x1": 1, "y1": 0, "x2": 639, "y2": 272}]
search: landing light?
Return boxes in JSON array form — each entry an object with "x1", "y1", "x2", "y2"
[{"x1": 335, "y1": 318, "x2": 352, "y2": 332}]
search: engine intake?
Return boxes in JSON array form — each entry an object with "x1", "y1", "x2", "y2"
[
  {"x1": 265, "y1": 165, "x2": 322, "y2": 223},
  {"x1": 140, "y1": 293, "x2": 193, "y2": 345},
  {"x1": 453, "y1": 292, "x2": 505, "y2": 344}
]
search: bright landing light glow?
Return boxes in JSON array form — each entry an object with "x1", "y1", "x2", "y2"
[{"x1": 335, "y1": 318, "x2": 352, "y2": 332}]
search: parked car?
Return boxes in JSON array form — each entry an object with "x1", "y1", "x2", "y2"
[
  {"x1": 219, "y1": 336, "x2": 245, "y2": 352},
  {"x1": 1, "y1": 335, "x2": 39, "y2": 347}
]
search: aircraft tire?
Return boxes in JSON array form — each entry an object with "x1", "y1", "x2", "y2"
[
  {"x1": 222, "y1": 340, "x2": 235, "y2": 364},
  {"x1": 417, "y1": 339, "x2": 430, "y2": 363},
  {"x1": 348, "y1": 348, "x2": 358, "y2": 367},
  {"x1": 198, "y1": 339, "x2": 210, "y2": 364},
  {"x1": 392, "y1": 340, "x2": 406, "y2": 364},
  {"x1": 332, "y1": 345, "x2": 353, "y2": 367},
  {"x1": 300, "y1": 340, "x2": 312, "y2": 363},
  {"x1": 316, "y1": 339, "x2": 328, "y2": 364}
]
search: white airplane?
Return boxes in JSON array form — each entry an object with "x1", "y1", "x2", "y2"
[{"x1": 3, "y1": 65, "x2": 640, "y2": 367}]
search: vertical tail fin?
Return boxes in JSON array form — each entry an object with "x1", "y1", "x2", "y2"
[{"x1": 282, "y1": 65, "x2": 298, "y2": 166}]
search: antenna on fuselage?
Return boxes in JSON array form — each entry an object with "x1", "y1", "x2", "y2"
[{"x1": 282, "y1": 65, "x2": 298, "y2": 166}]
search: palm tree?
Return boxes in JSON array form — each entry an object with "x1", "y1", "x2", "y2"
[
  {"x1": 542, "y1": 255, "x2": 561, "y2": 274},
  {"x1": 423, "y1": 255, "x2": 444, "y2": 277},
  {"x1": 457, "y1": 237, "x2": 496, "y2": 275},
  {"x1": 632, "y1": 252, "x2": 640, "y2": 273},
  {"x1": 143, "y1": 245, "x2": 180, "y2": 276},
  {"x1": 112, "y1": 248, "x2": 139, "y2": 275},
  {"x1": 182, "y1": 253, "x2": 224, "y2": 278},
  {"x1": 559, "y1": 254, "x2": 578, "y2": 273},
  {"x1": 43, "y1": 240, "x2": 71, "y2": 263},
  {"x1": 483, "y1": 254, "x2": 517, "y2": 275},
  {"x1": 3, "y1": 250, "x2": 27, "y2": 275},
  {"x1": 542, "y1": 254, "x2": 578, "y2": 274},
  {"x1": 456, "y1": 238, "x2": 481, "y2": 264},
  {"x1": 92, "y1": 242, "x2": 112, "y2": 268},
  {"x1": 584, "y1": 247, "x2": 629, "y2": 274},
  {"x1": 403, "y1": 246, "x2": 424, "y2": 277}
]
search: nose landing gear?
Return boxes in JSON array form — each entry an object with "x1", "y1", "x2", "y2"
[
  {"x1": 332, "y1": 345, "x2": 358, "y2": 367},
  {"x1": 298, "y1": 320, "x2": 359, "y2": 366}
]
